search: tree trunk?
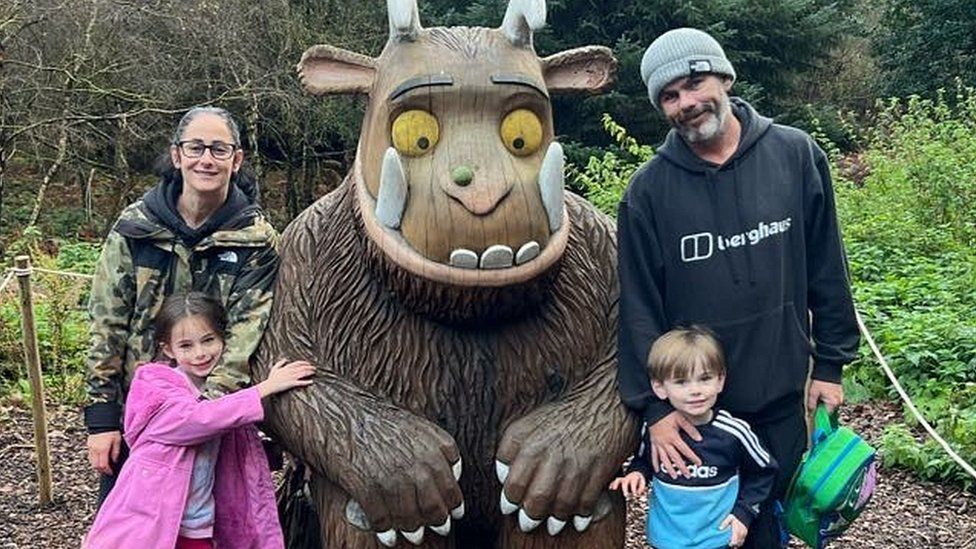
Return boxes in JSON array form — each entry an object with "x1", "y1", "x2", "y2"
[
  {"x1": 0, "y1": 147, "x2": 7, "y2": 231},
  {"x1": 286, "y1": 155, "x2": 298, "y2": 219},
  {"x1": 248, "y1": 93, "x2": 263, "y2": 202},
  {"x1": 27, "y1": 129, "x2": 68, "y2": 229}
]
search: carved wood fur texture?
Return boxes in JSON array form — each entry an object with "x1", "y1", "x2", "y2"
[
  {"x1": 257, "y1": 183, "x2": 636, "y2": 548},
  {"x1": 254, "y1": 2, "x2": 636, "y2": 547}
]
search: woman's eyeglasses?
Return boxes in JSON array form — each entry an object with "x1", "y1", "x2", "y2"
[{"x1": 176, "y1": 140, "x2": 237, "y2": 160}]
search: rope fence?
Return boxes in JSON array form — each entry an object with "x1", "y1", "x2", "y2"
[
  {"x1": 1, "y1": 263, "x2": 975, "y2": 483},
  {"x1": 855, "y1": 310, "x2": 976, "y2": 481},
  {"x1": 0, "y1": 269, "x2": 14, "y2": 295}
]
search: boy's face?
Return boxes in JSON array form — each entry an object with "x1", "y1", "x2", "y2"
[{"x1": 651, "y1": 365, "x2": 725, "y2": 424}]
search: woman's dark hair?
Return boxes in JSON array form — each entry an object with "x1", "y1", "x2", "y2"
[
  {"x1": 171, "y1": 106, "x2": 241, "y2": 146},
  {"x1": 154, "y1": 106, "x2": 259, "y2": 201},
  {"x1": 154, "y1": 291, "x2": 228, "y2": 350}
]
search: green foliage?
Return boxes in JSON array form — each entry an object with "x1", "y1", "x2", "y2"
[
  {"x1": 568, "y1": 114, "x2": 653, "y2": 216},
  {"x1": 829, "y1": 87, "x2": 976, "y2": 488},
  {"x1": 0, "y1": 240, "x2": 96, "y2": 406},
  {"x1": 881, "y1": 422, "x2": 975, "y2": 491}
]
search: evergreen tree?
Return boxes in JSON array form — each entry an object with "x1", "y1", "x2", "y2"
[{"x1": 874, "y1": 0, "x2": 976, "y2": 99}]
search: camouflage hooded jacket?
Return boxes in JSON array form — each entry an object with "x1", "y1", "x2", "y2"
[{"x1": 84, "y1": 179, "x2": 279, "y2": 433}]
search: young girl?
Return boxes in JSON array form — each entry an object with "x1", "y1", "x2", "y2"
[
  {"x1": 84, "y1": 292, "x2": 315, "y2": 549},
  {"x1": 610, "y1": 326, "x2": 777, "y2": 549}
]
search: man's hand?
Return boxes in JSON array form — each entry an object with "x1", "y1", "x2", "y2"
[
  {"x1": 807, "y1": 379, "x2": 844, "y2": 413},
  {"x1": 720, "y1": 514, "x2": 748, "y2": 547},
  {"x1": 648, "y1": 411, "x2": 702, "y2": 479},
  {"x1": 87, "y1": 431, "x2": 122, "y2": 475},
  {"x1": 608, "y1": 471, "x2": 647, "y2": 498}
]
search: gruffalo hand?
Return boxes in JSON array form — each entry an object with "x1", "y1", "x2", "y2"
[
  {"x1": 495, "y1": 402, "x2": 620, "y2": 536},
  {"x1": 341, "y1": 410, "x2": 464, "y2": 547}
]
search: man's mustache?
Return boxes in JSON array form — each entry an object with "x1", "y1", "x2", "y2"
[{"x1": 677, "y1": 103, "x2": 714, "y2": 123}]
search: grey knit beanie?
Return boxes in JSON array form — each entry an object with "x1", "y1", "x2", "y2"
[{"x1": 640, "y1": 28, "x2": 736, "y2": 111}]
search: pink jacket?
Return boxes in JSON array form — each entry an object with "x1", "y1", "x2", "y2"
[{"x1": 84, "y1": 363, "x2": 284, "y2": 549}]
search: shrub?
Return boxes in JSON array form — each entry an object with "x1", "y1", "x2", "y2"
[{"x1": 0, "y1": 240, "x2": 96, "y2": 406}]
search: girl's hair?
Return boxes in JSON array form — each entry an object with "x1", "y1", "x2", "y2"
[
  {"x1": 154, "y1": 106, "x2": 258, "y2": 201},
  {"x1": 153, "y1": 291, "x2": 228, "y2": 348},
  {"x1": 647, "y1": 325, "x2": 725, "y2": 382}
]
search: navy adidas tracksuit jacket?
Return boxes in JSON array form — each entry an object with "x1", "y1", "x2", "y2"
[{"x1": 627, "y1": 410, "x2": 777, "y2": 549}]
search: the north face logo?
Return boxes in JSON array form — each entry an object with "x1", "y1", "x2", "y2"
[{"x1": 218, "y1": 251, "x2": 238, "y2": 264}]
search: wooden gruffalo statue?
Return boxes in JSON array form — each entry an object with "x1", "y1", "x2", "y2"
[{"x1": 254, "y1": 0, "x2": 637, "y2": 547}]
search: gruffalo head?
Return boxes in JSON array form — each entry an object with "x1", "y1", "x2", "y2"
[{"x1": 299, "y1": 0, "x2": 616, "y2": 288}]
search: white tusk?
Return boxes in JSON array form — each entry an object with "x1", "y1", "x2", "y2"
[
  {"x1": 451, "y1": 501, "x2": 465, "y2": 520},
  {"x1": 376, "y1": 147, "x2": 408, "y2": 229},
  {"x1": 538, "y1": 142, "x2": 564, "y2": 233},
  {"x1": 495, "y1": 460, "x2": 510, "y2": 483},
  {"x1": 453, "y1": 459, "x2": 463, "y2": 481},
  {"x1": 546, "y1": 516, "x2": 566, "y2": 535},
  {"x1": 377, "y1": 529, "x2": 397, "y2": 547},
  {"x1": 500, "y1": 491, "x2": 519, "y2": 515},
  {"x1": 431, "y1": 516, "x2": 451, "y2": 536},
  {"x1": 573, "y1": 514, "x2": 592, "y2": 532},
  {"x1": 402, "y1": 527, "x2": 424, "y2": 545}
]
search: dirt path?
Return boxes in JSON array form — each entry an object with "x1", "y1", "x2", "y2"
[{"x1": 1, "y1": 400, "x2": 973, "y2": 548}]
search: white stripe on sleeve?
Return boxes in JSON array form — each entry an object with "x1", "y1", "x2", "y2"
[{"x1": 714, "y1": 411, "x2": 771, "y2": 467}]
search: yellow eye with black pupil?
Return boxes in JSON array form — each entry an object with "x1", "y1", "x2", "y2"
[
  {"x1": 500, "y1": 109, "x2": 543, "y2": 156},
  {"x1": 391, "y1": 110, "x2": 439, "y2": 157}
]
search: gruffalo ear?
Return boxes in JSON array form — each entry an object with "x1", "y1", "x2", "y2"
[
  {"x1": 541, "y1": 46, "x2": 617, "y2": 95},
  {"x1": 298, "y1": 45, "x2": 377, "y2": 96}
]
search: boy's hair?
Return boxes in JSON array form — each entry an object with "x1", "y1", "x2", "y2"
[
  {"x1": 153, "y1": 291, "x2": 228, "y2": 347},
  {"x1": 647, "y1": 325, "x2": 726, "y2": 382}
]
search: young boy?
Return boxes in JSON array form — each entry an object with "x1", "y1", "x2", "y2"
[{"x1": 611, "y1": 326, "x2": 778, "y2": 549}]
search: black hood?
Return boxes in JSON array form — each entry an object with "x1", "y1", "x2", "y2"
[
  {"x1": 656, "y1": 97, "x2": 773, "y2": 173},
  {"x1": 142, "y1": 178, "x2": 258, "y2": 246}
]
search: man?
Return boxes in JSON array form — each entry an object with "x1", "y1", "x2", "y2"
[{"x1": 616, "y1": 28, "x2": 859, "y2": 548}]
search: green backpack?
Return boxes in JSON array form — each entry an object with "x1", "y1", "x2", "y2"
[{"x1": 783, "y1": 404, "x2": 878, "y2": 548}]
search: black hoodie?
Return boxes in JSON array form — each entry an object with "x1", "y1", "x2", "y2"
[{"x1": 616, "y1": 98, "x2": 859, "y2": 425}]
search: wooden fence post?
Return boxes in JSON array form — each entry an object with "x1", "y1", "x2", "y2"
[{"x1": 14, "y1": 255, "x2": 54, "y2": 506}]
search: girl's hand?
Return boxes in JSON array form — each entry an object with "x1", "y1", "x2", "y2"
[
  {"x1": 720, "y1": 514, "x2": 748, "y2": 547},
  {"x1": 257, "y1": 359, "x2": 316, "y2": 397},
  {"x1": 608, "y1": 471, "x2": 647, "y2": 498}
]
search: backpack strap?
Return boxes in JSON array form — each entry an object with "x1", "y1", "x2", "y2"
[{"x1": 811, "y1": 403, "x2": 838, "y2": 447}]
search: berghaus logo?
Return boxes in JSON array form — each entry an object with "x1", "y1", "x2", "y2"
[{"x1": 680, "y1": 218, "x2": 792, "y2": 263}]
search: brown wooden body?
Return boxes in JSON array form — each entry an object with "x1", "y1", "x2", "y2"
[{"x1": 256, "y1": 177, "x2": 635, "y2": 547}]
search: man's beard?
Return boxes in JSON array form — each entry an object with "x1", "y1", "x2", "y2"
[{"x1": 671, "y1": 93, "x2": 731, "y2": 145}]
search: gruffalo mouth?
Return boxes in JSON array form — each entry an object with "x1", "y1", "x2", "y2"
[{"x1": 255, "y1": 1, "x2": 637, "y2": 547}]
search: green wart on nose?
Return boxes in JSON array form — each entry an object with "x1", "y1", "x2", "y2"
[{"x1": 452, "y1": 165, "x2": 474, "y2": 186}]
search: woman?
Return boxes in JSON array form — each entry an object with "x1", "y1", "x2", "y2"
[{"x1": 83, "y1": 107, "x2": 280, "y2": 502}]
